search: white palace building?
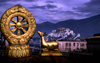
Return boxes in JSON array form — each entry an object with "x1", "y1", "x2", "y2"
[{"x1": 57, "y1": 40, "x2": 87, "y2": 52}]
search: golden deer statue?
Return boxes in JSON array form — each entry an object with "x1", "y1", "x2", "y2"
[{"x1": 38, "y1": 31, "x2": 62, "y2": 56}]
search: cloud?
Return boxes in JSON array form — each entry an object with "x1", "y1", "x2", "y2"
[
  {"x1": 32, "y1": 9, "x2": 86, "y2": 23},
  {"x1": 24, "y1": 0, "x2": 38, "y2": 2},
  {"x1": 46, "y1": 4, "x2": 57, "y2": 9},
  {"x1": 0, "y1": 2, "x2": 6, "y2": 6},
  {"x1": 45, "y1": 1, "x2": 54, "y2": 3},
  {"x1": 0, "y1": 0, "x2": 20, "y2": 2},
  {"x1": 0, "y1": 0, "x2": 98, "y2": 24},
  {"x1": 29, "y1": 5, "x2": 46, "y2": 9},
  {"x1": 73, "y1": 0, "x2": 100, "y2": 17},
  {"x1": 29, "y1": 4, "x2": 57, "y2": 9},
  {"x1": 45, "y1": 10, "x2": 86, "y2": 23}
]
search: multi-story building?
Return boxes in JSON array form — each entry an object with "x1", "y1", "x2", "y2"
[
  {"x1": 86, "y1": 34, "x2": 100, "y2": 53},
  {"x1": 57, "y1": 40, "x2": 87, "y2": 52}
]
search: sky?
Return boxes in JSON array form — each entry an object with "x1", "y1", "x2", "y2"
[{"x1": 0, "y1": 0, "x2": 100, "y2": 24}]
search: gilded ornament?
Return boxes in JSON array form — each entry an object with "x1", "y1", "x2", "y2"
[
  {"x1": 38, "y1": 31, "x2": 62, "y2": 56},
  {"x1": 0, "y1": 5, "x2": 36, "y2": 58}
]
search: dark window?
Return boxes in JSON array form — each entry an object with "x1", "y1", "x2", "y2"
[
  {"x1": 69, "y1": 43, "x2": 71, "y2": 46},
  {"x1": 69, "y1": 48, "x2": 71, "y2": 51},
  {"x1": 66, "y1": 43, "x2": 68, "y2": 47},
  {"x1": 73, "y1": 43, "x2": 75, "y2": 46},
  {"x1": 65, "y1": 48, "x2": 67, "y2": 51},
  {"x1": 77, "y1": 43, "x2": 79, "y2": 46},
  {"x1": 80, "y1": 43, "x2": 84, "y2": 46}
]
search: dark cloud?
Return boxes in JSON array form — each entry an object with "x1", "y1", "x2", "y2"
[
  {"x1": 29, "y1": 4, "x2": 57, "y2": 9},
  {"x1": 0, "y1": 2, "x2": 5, "y2": 6},
  {"x1": 45, "y1": 1, "x2": 54, "y2": 3},
  {"x1": 49, "y1": 10, "x2": 82, "y2": 16},
  {"x1": 0, "y1": 0, "x2": 38, "y2": 2},
  {"x1": 24, "y1": 0, "x2": 38, "y2": 2},
  {"x1": 73, "y1": 0, "x2": 100, "y2": 16},
  {"x1": 49, "y1": 10, "x2": 59, "y2": 12},
  {"x1": 65, "y1": 11, "x2": 82, "y2": 16},
  {"x1": 29, "y1": 5, "x2": 46, "y2": 9},
  {"x1": 46, "y1": 4, "x2": 57, "y2": 9},
  {"x1": 64, "y1": 11, "x2": 84, "y2": 18},
  {"x1": 0, "y1": 0, "x2": 20, "y2": 2},
  {"x1": 85, "y1": 0, "x2": 100, "y2": 5},
  {"x1": 0, "y1": 2, "x2": 14, "y2": 7},
  {"x1": 46, "y1": 10, "x2": 85, "y2": 21}
]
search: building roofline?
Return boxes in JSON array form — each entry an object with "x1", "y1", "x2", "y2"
[
  {"x1": 86, "y1": 36, "x2": 100, "y2": 39},
  {"x1": 57, "y1": 40, "x2": 87, "y2": 42}
]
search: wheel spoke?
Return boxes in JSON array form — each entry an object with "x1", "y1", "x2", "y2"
[
  {"x1": 11, "y1": 27, "x2": 17, "y2": 33},
  {"x1": 11, "y1": 18, "x2": 17, "y2": 24},
  {"x1": 21, "y1": 27, "x2": 26, "y2": 33},
  {"x1": 17, "y1": 16, "x2": 21, "y2": 22},
  {"x1": 22, "y1": 24, "x2": 28, "y2": 27},
  {"x1": 21, "y1": 18, "x2": 27, "y2": 23},
  {"x1": 9, "y1": 23, "x2": 16, "y2": 27},
  {"x1": 17, "y1": 29, "x2": 20, "y2": 35}
]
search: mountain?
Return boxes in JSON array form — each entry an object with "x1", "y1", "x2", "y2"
[
  {"x1": 46, "y1": 28, "x2": 81, "y2": 41},
  {"x1": 34, "y1": 14, "x2": 100, "y2": 38}
]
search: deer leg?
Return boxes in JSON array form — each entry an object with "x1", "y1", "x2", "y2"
[
  {"x1": 54, "y1": 46, "x2": 59, "y2": 51},
  {"x1": 42, "y1": 48, "x2": 49, "y2": 51},
  {"x1": 54, "y1": 48, "x2": 59, "y2": 51}
]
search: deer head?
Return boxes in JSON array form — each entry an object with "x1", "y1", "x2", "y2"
[{"x1": 37, "y1": 31, "x2": 47, "y2": 36}]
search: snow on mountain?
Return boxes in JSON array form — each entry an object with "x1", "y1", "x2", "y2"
[{"x1": 46, "y1": 28, "x2": 81, "y2": 41}]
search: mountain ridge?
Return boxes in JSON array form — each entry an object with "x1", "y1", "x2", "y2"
[
  {"x1": 37, "y1": 14, "x2": 100, "y2": 25},
  {"x1": 34, "y1": 14, "x2": 100, "y2": 38}
]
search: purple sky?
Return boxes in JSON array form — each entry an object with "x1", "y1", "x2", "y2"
[{"x1": 0, "y1": 0, "x2": 100, "y2": 24}]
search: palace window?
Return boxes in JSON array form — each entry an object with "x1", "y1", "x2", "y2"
[
  {"x1": 66, "y1": 43, "x2": 68, "y2": 47},
  {"x1": 73, "y1": 43, "x2": 75, "y2": 46},
  {"x1": 77, "y1": 43, "x2": 79, "y2": 46},
  {"x1": 69, "y1": 43, "x2": 71, "y2": 46},
  {"x1": 65, "y1": 48, "x2": 68, "y2": 51},
  {"x1": 80, "y1": 43, "x2": 84, "y2": 46},
  {"x1": 69, "y1": 48, "x2": 71, "y2": 51}
]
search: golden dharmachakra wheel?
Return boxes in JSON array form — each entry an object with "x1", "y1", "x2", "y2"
[
  {"x1": 0, "y1": 5, "x2": 36, "y2": 45},
  {"x1": 0, "y1": 5, "x2": 36, "y2": 58}
]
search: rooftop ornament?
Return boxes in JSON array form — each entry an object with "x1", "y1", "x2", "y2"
[
  {"x1": 0, "y1": 5, "x2": 36, "y2": 58},
  {"x1": 38, "y1": 31, "x2": 62, "y2": 56}
]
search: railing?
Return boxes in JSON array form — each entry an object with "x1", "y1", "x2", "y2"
[
  {"x1": 30, "y1": 47, "x2": 40, "y2": 49},
  {"x1": 30, "y1": 46, "x2": 41, "y2": 53}
]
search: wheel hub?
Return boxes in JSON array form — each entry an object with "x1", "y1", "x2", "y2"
[{"x1": 16, "y1": 22, "x2": 22, "y2": 29}]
